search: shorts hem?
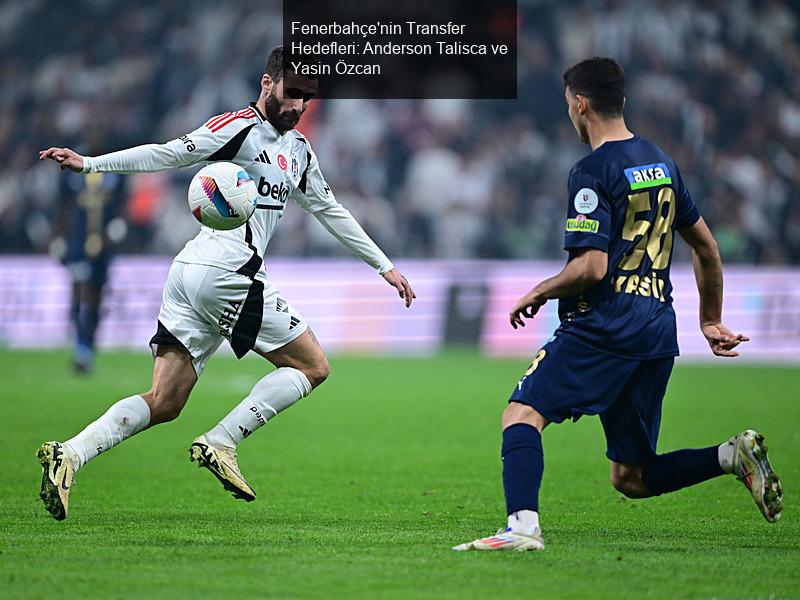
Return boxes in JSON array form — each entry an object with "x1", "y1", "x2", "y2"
[
  {"x1": 507, "y1": 396, "x2": 566, "y2": 424},
  {"x1": 605, "y1": 450, "x2": 656, "y2": 465},
  {"x1": 149, "y1": 320, "x2": 190, "y2": 354},
  {"x1": 251, "y1": 321, "x2": 309, "y2": 355}
]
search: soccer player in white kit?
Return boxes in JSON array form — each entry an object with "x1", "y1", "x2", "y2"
[{"x1": 36, "y1": 46, "x2": 416, "y2": 520}]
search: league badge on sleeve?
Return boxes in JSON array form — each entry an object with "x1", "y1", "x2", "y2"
[{"x1": 574, "y1": 188, "x2": 599, "y2": 214}]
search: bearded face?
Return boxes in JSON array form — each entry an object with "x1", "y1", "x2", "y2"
[{"x1": 264, "y1": 73, "x2": 318, "y2": 133}]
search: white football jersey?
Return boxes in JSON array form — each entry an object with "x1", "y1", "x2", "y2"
[{"x1": 83, "y1": 103, "x2": 393, "y2": 277}]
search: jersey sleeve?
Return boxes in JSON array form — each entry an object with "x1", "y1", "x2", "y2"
[
  {"x1": 672, "y1": 167, "x2": 701, "y2": 230},
  {"x1": 82, "y1": 110, "x2": 257, "y2": 174},
  {"x1": 292, "y1": 145, "x2": 394, "y2": 274},
  {"x1": 563, "y1": 168, "x2": 612, "y2": 252}
]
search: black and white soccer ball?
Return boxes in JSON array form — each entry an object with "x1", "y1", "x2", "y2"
[{"x1": 188, "y1": 162, "x2": 257, "y2": 230}]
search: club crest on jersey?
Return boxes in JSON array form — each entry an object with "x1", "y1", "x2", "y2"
[
  {"x1": 574, "y1": 187, "x2": 599, "y2": 214},
  {"x1": 277, "y1": 154, "x2": 288, "y2": 171},
  {"x1": 624, "y1": 163, "x2": 672, "y2": 190},
  {"x1": 291, "y1": 156, "x2": 299, "y2": 177}
]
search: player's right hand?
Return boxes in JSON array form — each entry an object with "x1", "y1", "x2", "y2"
[
  {"x1": 382, "y1": 268, "x2": 416, "y2": 308},
  {"x1": 509, "y1": 289, "x2": 547, "y2": 329},
  {"x1": 39, "y1": 147, "x2": 84, "y2": 173},
  {"x1": 701, "y1": 322, "x2": 749, "y2": 357}
]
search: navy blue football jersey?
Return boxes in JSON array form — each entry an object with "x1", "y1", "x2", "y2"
[{"x1": 557, "y1": 135, "x2": 700, "y2": 358}]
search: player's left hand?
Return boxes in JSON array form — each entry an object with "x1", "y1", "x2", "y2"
[
  {"x1": 510, "y1": 290, "x2": 547, "y2": 329},
  {"x1": 701, "y1": 322, "x2": 750, "y2": 357},
  {"x1": 382, "y1": 268, "x2": 416, "y2": 308}
]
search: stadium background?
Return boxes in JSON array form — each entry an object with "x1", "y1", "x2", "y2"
[
  {"x1": 2, "y1": 0, "x2": 800, "y2": 361},
  {"x1": 2, "y1": 2, "x2": 799, "y2": 598}
]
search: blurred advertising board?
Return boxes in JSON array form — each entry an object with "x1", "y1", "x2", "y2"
[{"x1": 1, "y1": 257, "x2": 798, "y2": 362}]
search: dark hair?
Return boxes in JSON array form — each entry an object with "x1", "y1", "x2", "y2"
[
  {"x1": 562, "y1": 57, "x2": 626, "y2": 117},
  {"x1": 264, "y1": 46, "x2": 285, "y2": 81},
  {"x1": 264, "y1": 45, "x2": 318, "y2": 82}
]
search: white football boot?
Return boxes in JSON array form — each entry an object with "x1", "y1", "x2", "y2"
[
  {"x1": 729, "y1": 430, "x2": 783, "y2": 523},
  {"x1": 189, "y1": 434, "x2": 256, "y2": 502},
  {"x1": 36, "y1": 441, "x2": 75, "y2": 521},
  {"x1": 453, "y1": 527, "x2": 545, "y2": 552}
]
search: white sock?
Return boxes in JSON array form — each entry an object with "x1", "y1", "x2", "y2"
[
  {"x1": 508, "y1": 510, "x2": 540, "y2": 535},
  {"x1": 718, "y1": 440, "x2": 735, "y2": 474},
  {"x1": 63, "y1": 395, "x2": 151, "y2": 470},
  {"x1": 205, "y1": 367, "x2": 312, "y2": 449}
]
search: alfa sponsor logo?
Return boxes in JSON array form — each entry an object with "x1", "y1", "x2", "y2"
[
  {"x1": 624, "y1": 162, "x2": 672, "y2": 190},
  {"x1": 566, "y1": 215, "x2": 599, "y2": 233}
]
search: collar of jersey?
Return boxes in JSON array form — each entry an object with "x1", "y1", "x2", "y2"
[
  {"x1": 249, "y1": 101, "x2": 266, "y2": 123},
  {"x1": 594, "y1": 133, "x2": 638, "y2": 153},
  {"x1": 250, "y1": 101, "x2": 295, "y2": 139}
]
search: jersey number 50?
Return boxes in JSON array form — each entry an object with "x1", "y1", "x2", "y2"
[{"x1": 620, "y1": 187, "x2": 676, "y2": 271}]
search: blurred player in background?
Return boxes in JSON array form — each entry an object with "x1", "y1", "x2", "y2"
[
  {"x1": 53, "y1": 133, "x2": 126, "y2": 374},
  {"x1": 35, "y1": 46, "x2": 415, "y2": 520},
  {"x1": 455, "y1": 57, "x2": 783, "y2": 552}
]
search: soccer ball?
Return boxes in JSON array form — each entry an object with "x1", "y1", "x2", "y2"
[{"x1": 188, "y1": 162, "x2": 257, "y2": 230}]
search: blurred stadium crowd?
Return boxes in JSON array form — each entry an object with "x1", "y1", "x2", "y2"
[{"x1": 2, "y1": 0, "x2": 799, "y2": 263}]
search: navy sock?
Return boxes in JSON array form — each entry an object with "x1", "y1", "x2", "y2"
[
  {"x1": 641, "y1": 445, "x2": 724, "y2": 496},
  {"x1": 502, "y1": 423, "x2": 543, "y2": 514}
]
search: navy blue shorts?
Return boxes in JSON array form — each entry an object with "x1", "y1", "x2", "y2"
[{"x1": 508, "y1": 333, "x2": 674, "y2": 464}]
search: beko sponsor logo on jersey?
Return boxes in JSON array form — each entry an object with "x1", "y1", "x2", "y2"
[
  {"x1": 257, "y1": 177, "x2": 290, "y2": 203},
  {"x1": 624, "y1": 163, "x2": 672, "y2": 190}
]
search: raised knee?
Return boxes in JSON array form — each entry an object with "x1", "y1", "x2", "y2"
[
  {"x1": 610, "y1": 468, "x2": 645, "y2": 498},
  {"x1": 610, "y1": 472, "x2": 632, "y2": 497}
]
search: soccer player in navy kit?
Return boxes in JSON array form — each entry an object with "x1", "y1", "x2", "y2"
[{"x1": 455, "y1": 57, "x2": 783, "y2": 552}]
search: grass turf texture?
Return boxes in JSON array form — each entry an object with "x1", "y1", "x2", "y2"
[{"x1": 0, "y1": 350, "x2": 797, "y2": 599}]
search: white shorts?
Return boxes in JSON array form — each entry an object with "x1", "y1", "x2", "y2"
[{"x1": 151, "y1": 261, "x2": 308, "y2": 375}]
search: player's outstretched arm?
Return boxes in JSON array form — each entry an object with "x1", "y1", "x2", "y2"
[
  {"x1": 39, "y1": 139, "x2": 196, "y2": 174},
  {"x1": 678, "y1": 217, "x2": 749, "y2": 357},
  {"x1": 38, "y1": 113, "x2": 251, "y2": 175},
  {"x1": 509, "y1": 248, "x2": 606, "y2": 329}
]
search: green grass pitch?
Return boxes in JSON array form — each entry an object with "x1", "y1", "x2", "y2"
[{"x1": 1, "y1": 350, "x2": 798, "y2": 599}]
